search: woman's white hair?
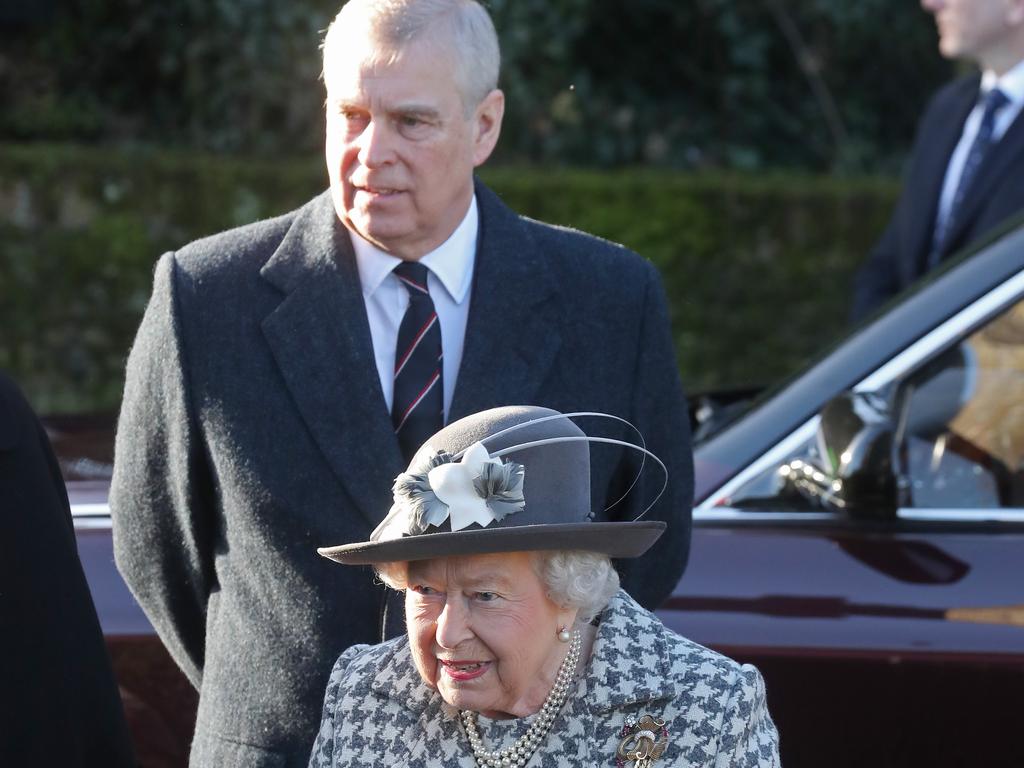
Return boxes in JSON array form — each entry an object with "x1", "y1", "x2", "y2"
[
  {"x1": 375, "y1": 550, "x2": 620, "y2": 626},
  {"x1": 321, "y1": 0, "x2": 500, "y2": 113},
  {"x1": 534, "y1": 550, "x2": 620, "y2": 625}
]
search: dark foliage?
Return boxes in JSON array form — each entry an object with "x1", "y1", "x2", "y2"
[{"x1": 0, "y1": 0, "x2": 952, "y2": 171}]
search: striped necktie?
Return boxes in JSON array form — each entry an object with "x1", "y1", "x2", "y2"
[
  {"x1": 391, "y1": 261, "x2": 444, "y2": 462},
  {"x1": 930, "y1": 88, "x2": 1010, "y2": 267}
]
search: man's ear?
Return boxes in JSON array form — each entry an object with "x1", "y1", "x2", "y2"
[{"x1": 471, "y1": 89, "x2": 505, "y2": 167}]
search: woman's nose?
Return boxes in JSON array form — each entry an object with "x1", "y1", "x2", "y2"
[{"x1": 435, "y1": 598, "x2": 473, "y2": 649}]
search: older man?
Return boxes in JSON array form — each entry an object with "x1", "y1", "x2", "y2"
[
  {"x1": 851, "y1": 0, "x2": 1024, "y2": 321},
  {"x1": 110, "y1": 1, "x2": 692, "y2": 765}
]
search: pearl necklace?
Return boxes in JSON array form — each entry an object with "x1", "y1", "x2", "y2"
[{"x1": 460, "y1": 629, "x2": 582, "y2": 768}]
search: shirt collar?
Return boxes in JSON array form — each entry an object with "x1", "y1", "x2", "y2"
[
  {"x1": 981, "y1": 58, "x2": 1024, "y2": 107},
  {"x1": 352, "y1": 195, "x2": 478, "y2": 304}
]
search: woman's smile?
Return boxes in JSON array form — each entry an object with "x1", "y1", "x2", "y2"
[{"x1": 438, "y1": 658, "x2": 492, "y2": 681}]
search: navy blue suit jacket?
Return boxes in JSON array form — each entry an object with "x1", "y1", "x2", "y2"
[
  {"x1": 110, "y1": 180, "x2": 693, "y2": 767},
  {"x1": 852, "y1": 74, "x2": 1024, "y2": 321}
]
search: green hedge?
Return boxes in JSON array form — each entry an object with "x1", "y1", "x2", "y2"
[
  {"x1": 0, "y1": 143, "x2": 898, "y2": 413},
  {"x1": 4, "y1": 0, "x2": 950, "y2": 172}
]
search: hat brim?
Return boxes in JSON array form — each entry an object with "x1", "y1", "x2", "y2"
[{"x1": 317, "y1": 521, "x2": 666, "y2": 565}]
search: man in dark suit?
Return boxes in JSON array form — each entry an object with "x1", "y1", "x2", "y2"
[
  {"x1": 110, "y1": 0, "x2": 692, "y2": 765},
  {"x1": 851, "y1": 0, "x2": 1024, "y2": 322},
  {"x1": 1, "y1": 371, "x2": 136, "y2": 767}
]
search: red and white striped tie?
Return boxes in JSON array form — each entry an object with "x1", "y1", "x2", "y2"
[{"x1": 391, "y1": 261, "x2": 444, "y2": 462}]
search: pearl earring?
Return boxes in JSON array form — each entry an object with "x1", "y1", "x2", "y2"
[{"x1": 557, "y1": 626, "x2": 571, "y2": 643}]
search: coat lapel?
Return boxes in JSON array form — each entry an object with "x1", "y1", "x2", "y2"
[
  {"x1": 449, "y1": 181, "x2": 562, "y2": 421},
  {"x1": 258, "y1": 181, "x2": 563, "y2": 523},
  {"x1": 585, "y1": 591, "x2": 681, "y2": 712},
  {"x1": 945, "y1": 103, "x2": 1024, "y2": 254},
  {"x1": 259, "y1": 192, "x2": 404, "y2": 527},
  {"x1": 577, "y1": 591, "x2": 681, "y2": 766},
  {"x1": 369, "y1": 637, "x2": 467, "y2": 763}
]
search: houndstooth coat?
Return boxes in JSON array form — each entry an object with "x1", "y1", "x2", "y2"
[{"x1": 308, "y1": 590, "x2": 780, "y2": 767}]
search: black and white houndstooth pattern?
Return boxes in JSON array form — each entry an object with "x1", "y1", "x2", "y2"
[{"x1": 308, "y1": 590, "x2": 780, "y2": 767}]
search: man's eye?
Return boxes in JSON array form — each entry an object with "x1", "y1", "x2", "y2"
[
  {"x1": 397, "y1": 115, "x2": 432, "y2": 137},
  {"x1": 337, "y1": 108, "x2": 368, "y2": 125},
  {"x1": 411, "y1": 584, "x2": 438, "y2": 596},
  {"x1": 475, "y1": 591, "x2": 498, "y2": 602}
]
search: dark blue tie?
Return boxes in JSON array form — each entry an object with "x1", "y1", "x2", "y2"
[
  {"x1": 391, "y1": 261, "x2": 443, "y2": 462},
  {"x1": 931, "y1": 88, "x2": 1010, "y2": 266}
]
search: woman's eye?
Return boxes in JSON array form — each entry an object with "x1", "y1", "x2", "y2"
[{"x1": 411, "y1": 584, "x2": 437, "y2": 596}]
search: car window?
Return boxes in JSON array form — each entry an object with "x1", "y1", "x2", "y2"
[
  {"x1": 716, "y1": 296, "x2": 1024, "y2": 515},
  {"x1": 899, "y1": 299, "x2": 1024, "y2": 509}
]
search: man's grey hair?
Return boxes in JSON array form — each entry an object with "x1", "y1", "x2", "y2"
[
  {"x1": 376, "y1": 550, "x2": 620, "y2": 626},
  {"x1": 322, "y1": 0, "x2": 501, "y2": 112}
]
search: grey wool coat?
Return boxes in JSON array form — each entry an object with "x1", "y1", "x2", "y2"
[
  {"x1": 308, "y1": 589, "x2": 780, "y2": 767},
  {"x1": 110, "y1": 180, "x2": 693, "y2": 767}
]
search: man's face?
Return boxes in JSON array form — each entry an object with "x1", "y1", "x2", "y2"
[
  {"x1": 324, "y1": 37, "x2": 503, "y2": 260},
  {"x1": 921, "y1": 0, "x2": 1023, "y2": 66}
]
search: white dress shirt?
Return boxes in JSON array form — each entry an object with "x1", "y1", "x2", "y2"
[
  {"x1": 352, "y1": 196, "x2": 477, "y2": 421},
  {"x1": 934, "y1": 59, "x2": 1024, "y2": 239}
]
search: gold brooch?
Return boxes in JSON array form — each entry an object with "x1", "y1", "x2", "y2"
[{"x1": 616, "y1": 714, "x2": 669, "y2": 767}]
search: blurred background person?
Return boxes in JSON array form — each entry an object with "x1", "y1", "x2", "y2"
[{"x1": 851, "y1": 0, "x2": 1024, "y2": 321}]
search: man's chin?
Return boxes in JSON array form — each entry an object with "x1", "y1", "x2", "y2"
[
  {"x1": 343, "y1": 218, "x2": 407, "y2": 253},
  {"x1": 938, "y1": 37, "x2": 968, "y2": 60}
]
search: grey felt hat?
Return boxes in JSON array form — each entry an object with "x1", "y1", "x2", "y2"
[{"x1": 317, "y1": 405, "x2": 666, "y2": 565}]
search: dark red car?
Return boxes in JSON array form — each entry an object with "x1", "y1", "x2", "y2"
[{"x1": 62, "y1": 220, "x2": 1024, "y2": 766}]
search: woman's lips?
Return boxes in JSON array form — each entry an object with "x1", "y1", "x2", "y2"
[{"x1": 438, "y1": 659, "x2": 492, "y2": 681}]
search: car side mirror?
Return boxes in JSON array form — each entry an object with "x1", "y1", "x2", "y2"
[
  {"x1": 781, "y1": 390, "x2": 899, "y2": 518},
  {"x1": 820, "y1": 390, "x2": 899, "y2": 518}
]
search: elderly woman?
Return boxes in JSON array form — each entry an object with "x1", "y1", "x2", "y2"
[{"x1": 311, "y1": 406, "x2": 779, "y2": 767}]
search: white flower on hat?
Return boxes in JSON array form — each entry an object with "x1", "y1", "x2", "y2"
[
  {"x1": 390, "y1": 441, "x2": 526, "y2": 535},
  {"x1": 428, "y1": 443, "x2": 508, "y2": 530}
]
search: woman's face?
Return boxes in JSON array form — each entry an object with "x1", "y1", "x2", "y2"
[{"x1": 405, "y1": 551, "x2": 577, "y2": 718}]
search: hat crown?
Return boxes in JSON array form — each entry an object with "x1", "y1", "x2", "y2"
[
  {"x1": 374, "y1": 406, "x2": 591, "y2": 541},
  {"x1": 319, "y1": 405, "x2": 666, "y2": 565}
]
